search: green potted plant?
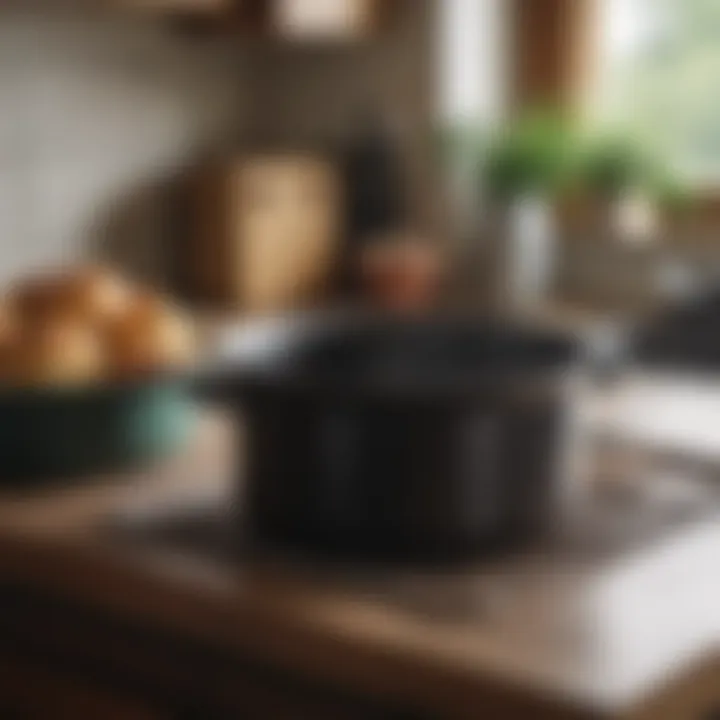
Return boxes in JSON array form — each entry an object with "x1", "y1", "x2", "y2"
[
  {"x1": 575, "y1": 133, "x2": 666, "y2": 241},
  {"x1": 481, "y1": 114, "x2": 573, "y2": 200},
  {"x1": 578, "y1": 135, "x2": 650, "y2": 197},
  {"x1": 478, "y1": 112, "x2": 576, "y2": 311}
]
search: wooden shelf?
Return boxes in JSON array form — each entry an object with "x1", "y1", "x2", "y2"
[
  {"x1": 115, "y1": 0, "x2": 395, "y2": 40},
  {"x1": 117, "y1": 0, "x2": 234, "y2": 15}
]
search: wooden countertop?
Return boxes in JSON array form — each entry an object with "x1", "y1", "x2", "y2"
[{"x1": 0, "y1": 401, "x2": 718, "y2": 719}]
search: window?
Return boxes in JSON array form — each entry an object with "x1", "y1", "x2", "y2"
[
  {"x1": 595, "y1": 0, "x2": 720, "y2": 185},
  {"x1": 437, "y1": 0, "x2": 508, "y2": 125},
  {"x1": 436, "y1": 0, "x2": 509, "y2": 222}
]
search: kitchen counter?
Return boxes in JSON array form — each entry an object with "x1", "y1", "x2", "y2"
[{"x1": 0, "y1": 399, "x2": 718, "y2": 719}]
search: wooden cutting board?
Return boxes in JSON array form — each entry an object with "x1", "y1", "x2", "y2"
[{"x1": 188, "y1": 153, "x2": 342, "y2": 314}]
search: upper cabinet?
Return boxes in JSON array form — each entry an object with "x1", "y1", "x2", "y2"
[
  {"x1": 117, "y1": 0, "x2": 390, "y2": 40},
  {"x1": 270, "y1": 0, "x2": 380, "y2": 40}
]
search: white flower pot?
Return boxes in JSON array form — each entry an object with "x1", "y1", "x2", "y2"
[{"x1": 492, "y1": 195, "x2": 556, "y2": 313}]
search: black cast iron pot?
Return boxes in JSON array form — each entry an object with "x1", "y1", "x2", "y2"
[{"x1": 211, "y1": 316, "x2": 578, "y2": 561}]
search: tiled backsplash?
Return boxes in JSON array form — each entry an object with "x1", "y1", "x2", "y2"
[{"x1": 0, "y1": 9, "x2": 244, "y2": 287}]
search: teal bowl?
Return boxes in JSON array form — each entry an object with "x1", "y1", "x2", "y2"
[{"x1": 0, "y1": 375, "x2": 197, "y2": 482}]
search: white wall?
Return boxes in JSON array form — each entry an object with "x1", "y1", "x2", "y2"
[{"x1": 0, "y1": 10, "x2": 244, "y2": 286}]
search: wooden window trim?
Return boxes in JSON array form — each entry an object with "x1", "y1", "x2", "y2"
[{"x1": 508, "y1": 0, "x2": 597, "y2": 114}]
